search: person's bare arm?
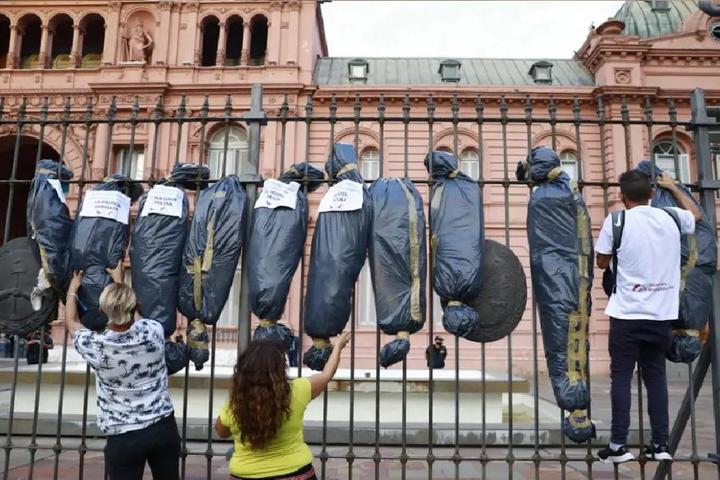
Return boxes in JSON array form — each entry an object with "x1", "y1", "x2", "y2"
[
  {"x1": 597, "y1": 253, "x2": 611, "y2": 270},
  {"x1": 214, "y1": 416, "x2": 232, "y2": 438},
  {"x1": 309, "y1": 332, "x2": 351, "y2": 399},
  {"x1": 657, "y1": 172, "x2": 702, "y2": 222},
  {"x1": 65, "y1": 271, "x2": 86, "y2": 337}
]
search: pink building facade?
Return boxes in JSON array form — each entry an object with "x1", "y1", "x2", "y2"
[{"x1": 1, "y1": 0, "x2": 720, "y2": 375}]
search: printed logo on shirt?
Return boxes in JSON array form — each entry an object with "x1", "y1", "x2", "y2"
[{"x1": 631, "y1": 283, "x2": 672, "y2": 293}]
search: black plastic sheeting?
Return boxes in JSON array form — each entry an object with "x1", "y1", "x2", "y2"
[
  {"x1": 636, "y1": 160, "x2": 718, "y2": 363},
  {"x1": 425, "y1": 151, "x2": 484, "y2": 339},
  {"x1": 70, "y1": 175, "x2": 143, "y2": 330},
  {"x1": 368, "y1": 178, "x2": 427, "y2": 368},
  {"x1": 250, "y1": 164, "x2": 324, "y2": 352},
  {"x1": 460, "y1": 239, "x2": 527, "y2": 343},
  {"x1": 26, "y1": 160, "x2": 74, "y2": 295},
  {"x1": 303, "y1": 144, "x2": 373, "y2": 371},
  {"x1": 178, "y1": 175, "x2": 246, "y2": 370},
  {"x1": 0, "y1": 237, "x2": 58, "y2": 336},
  {"x1": 130, "y1": 164, "x2": 209, "y2": 337},
  {"x1": 165, "y1": 337, "x2": 190, "y2": 375},
  {"x1": 518, "y1": 146, "x2": 595, "y2": 443}
]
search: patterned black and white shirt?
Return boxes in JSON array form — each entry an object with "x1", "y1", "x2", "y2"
[{"x1": 74, "y1": 319, "x2": 174, "y2": 435}]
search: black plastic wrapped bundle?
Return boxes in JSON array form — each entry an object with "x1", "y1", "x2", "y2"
[
  {"x1": 70, "y1": 175, "x2": 143, "y2": 330},
  {"x1": 178, "y1": 175, "x2": 246, "y2": 370},
  {"x1": 164, "y1": 336, "x2": 190, "y2": 375},
  {"x1": 130, "y1": 164, "x2": 210, "y2": 337},
  {"x1": 636, "y1": 160, "x2": 717, "y2": 363},
  {"x1": 26, "y1": 159, "x2": 74, "y2": 295},
  {"x1": 425, "y1": 151, "x2": 484, "y2": 338},
  {"x1": 303, "y1": 143, "x2": 373, "y2": 371},
  {"x1": 517, "y1": 146, "x2": 595, "y2": 443},
  {"x1": 368, "y1": 178, "x2": 426, "y2": 368},
  {"x1": 250, "y1": 164, "x2": 324, "y2": 352}
]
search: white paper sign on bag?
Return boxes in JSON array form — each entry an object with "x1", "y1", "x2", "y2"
[
  {"x1": 140, "y1": 185, "x2": 184, "y2": 218},
  {"x1": 255, "y1": 179, "x2": 300, "y2": 210},
  {"x1": 79, "y1": 190, "x2": 131, "y2": 224},
  {"x1": 47, "y1": 179, "x2": 67, "y2": 205},
  {"x1": 318, "y1": 179, "x2": 364, "y2": 213}
]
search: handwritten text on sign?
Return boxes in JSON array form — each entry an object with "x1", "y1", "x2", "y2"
[
  {"x1": 318, "y1": 179, "x2": 364, "y2": 213},
  {"x1": 255, "y1": 179, "x2": 300, "y2": 210},
  {"x1": 141, "y1": 185, "x2": 185, "y2": 218},
  {"x1": 79, "y1": 190, "x2": 131, "y2": 224}
]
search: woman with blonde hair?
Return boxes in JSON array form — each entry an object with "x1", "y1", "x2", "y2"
[
  {"x1": 65, "y1": 264, "x2": 179, "y2": 480},
  {"x1": 215, "y1": 332, "x2": 350, "y2": 480}
]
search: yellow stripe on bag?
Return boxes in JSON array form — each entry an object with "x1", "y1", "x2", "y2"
[{"x1": 400, "y1": 180, "x2": 422, "y2": 325}]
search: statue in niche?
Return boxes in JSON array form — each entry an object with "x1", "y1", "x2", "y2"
[{"x1": 123, "y1": 19, "x2": 154, "y2": 63}]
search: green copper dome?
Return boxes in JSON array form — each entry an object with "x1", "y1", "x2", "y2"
[{"x1": 614, "y1": 0, "x2": 700, "y2": 37}]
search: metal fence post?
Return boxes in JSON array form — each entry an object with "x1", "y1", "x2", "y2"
[
  {"x1": 237, "y1": 84, "x2": 267, "y2": 357},
  {"x1": 689, "y1": 88, "x2": 720, "y2": 466}
]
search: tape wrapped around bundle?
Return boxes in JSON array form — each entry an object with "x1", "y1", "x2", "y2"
[
  {"x1": 178, "y1": 175, "x2": 246, "y2": 370},
  {"x1": 368, "y1": 178, "x2": 426, "y2": 368},
  {"x1": 425, "y1": 151, "x2": 484, "y2": 338},
  {"x1": 131, "y1": 164, "x2": 210, "y2": 374},
  {"x1": 250, "y1": 164, "x2": 324, "y2": 352},
  {"x1": 517, "y1": 146, "x2": 595, "y2": 443},
  {"x1": 26, "y1": 160, "x2": 74, "y2": 300},
  {"x1": 303, "y1": 143, "x2": 373, "y2": 371},
  {"x1": 131, "y1": 164, "x2": 210, "y2": 336},
  {"x1": 70, "y1": 175, "x2": 144, "y2": 330},
  {"x1": 636, "y1": 160, "x2": 717, "y2": 363}
]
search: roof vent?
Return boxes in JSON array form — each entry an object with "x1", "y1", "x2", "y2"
[
  {"x1": 439, "y1": 59, "x2": 461, "y2": 83},
  {"x1": 348, "y1": 58, "x2": 369, "y2": 82},
  {"x1": 529, "y1": 60, "x2": 553, "y2": 84},
  {"x1": 651, "y1": 0, "x2": 670, "y2": 12}
]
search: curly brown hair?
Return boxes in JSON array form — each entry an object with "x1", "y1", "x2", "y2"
[{"x1": 230, "y1": 340, "x2": 291, "y2": 449}]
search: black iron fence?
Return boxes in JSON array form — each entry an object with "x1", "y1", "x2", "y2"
[{"x1": 1, "y1": 85, "x2": 720, "y2": 479}]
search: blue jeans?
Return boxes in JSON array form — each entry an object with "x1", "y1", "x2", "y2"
[{"x1": 609, "y1": 318, "x2": 673, "y2": 446}]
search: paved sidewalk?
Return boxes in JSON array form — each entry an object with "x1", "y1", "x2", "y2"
[{"x1": 2, "y1": 366, "x2": 718, "y2": 479}]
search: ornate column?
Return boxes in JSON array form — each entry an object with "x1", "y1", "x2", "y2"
[
  {"x1": 216, "y1": 21, "x2": 226, "y2": 66},
  {"x1": 267, "y1": 1, "x2": 282, "y2": 65},
  {"x1": 38, "y1": 24, "x2": 50, "y2": 68},
  {"x1": 240, "y1": 21, "x2": 250, "y2": 65},
  {"x1": 184, "y1": 2, "x2": 201, "y2": 65},
  {"x1": 103, "y1": 1, "x2": 121, "y2": 65},
  {"x1": 6, "y1": 25, "x2": 18, "y2": 69},
  {"x1": 70, "y1": 24, "x2": 81, "y2": 67},
  {"x1": 156, "y1": 0, "x2": 173, "y2": 65},
  {"x1": 194, "y1": 23, "x2": 203, "y2": 65},
  {"x1": 286, "y1": 0, "x2": 300, "y2": 65}
]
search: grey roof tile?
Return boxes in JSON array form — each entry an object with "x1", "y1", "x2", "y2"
[{"x1": 313, "y1": 57, "x2": 595, "y2": 87}]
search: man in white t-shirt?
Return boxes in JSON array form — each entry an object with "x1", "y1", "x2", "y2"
[{"x1": 595, "y1": 169, "x2": 701, "y2": 464}]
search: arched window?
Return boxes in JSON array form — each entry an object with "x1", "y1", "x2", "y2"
[
  {"x1": 560, "y1": 150, "x2": 578, "y2": 181},
  {"x1": 0, "y1": 15, "x2": 10, "y2": 69},
  {"x1": 358, "y1": 147, "x2": 380, "y2": 327},
  {"x1": 208, "y1": 126, "x2": 249, "y2": 178},
  {"x1": 225, "y1": 16, "x2": 243, "y2": 66},
  {"x1": 80, "y1": 14, "x2": 105, "y2": 68},
  {"x1": 18, "y1": 14, "x2": 42, "y2": 69},
  {"x1": 249, "y1": 16, "x2": 267, "y2": 66},
  {"x1": 653, "y1": 140, "x2": 690, "y2": 183},
  {"x1": 49, "y1": 14, "x2": 73, "y2": 69},
  {"x1": 200, "y1": 16, "x2": 220, "y2": 67},
  {"x1": 460, "y1": 148, "x2": 480, "y2": 180}
]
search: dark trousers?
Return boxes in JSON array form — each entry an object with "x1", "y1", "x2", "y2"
[
  {"x1": 609, "y1": 318, "x2": 672, "y2": 446},
  {"x1": 105, "y1": 413, "x2": 181, "y2": 480}
]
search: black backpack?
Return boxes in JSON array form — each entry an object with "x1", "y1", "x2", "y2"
[{"x1": 602, "y1": 208, "x2": 682, "y2": 297}]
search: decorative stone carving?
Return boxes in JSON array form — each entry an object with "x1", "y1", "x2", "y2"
[
  {"x1": 614, "y1": 68, "x2": 632, "y2": 85},
  {"x1": 123, "y1": 19, "x2": 154, "y2": 63}
]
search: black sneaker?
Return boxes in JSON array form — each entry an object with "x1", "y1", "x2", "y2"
[
  {"x1": 643, "y1": 444, "x2": 673, "y2": 461},
  {"x1": 598, "y1": 445, "x2": 635, "y2": 464}
]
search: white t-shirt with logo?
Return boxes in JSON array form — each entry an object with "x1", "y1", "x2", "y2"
[{"x1": 596, "y1": 205, "x2": 696, "y2": 321}]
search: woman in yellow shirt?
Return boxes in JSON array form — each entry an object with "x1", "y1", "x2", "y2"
[{"x1": 215, "y1": 332, "x2": 350, "y2": 480}]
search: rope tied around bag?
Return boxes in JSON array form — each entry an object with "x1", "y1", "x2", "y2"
[
  {"x1": 396, "y1": 331, "x2": 410, "y2": 340},
  {"x1": 547, "y1": 167, "x2": 564, "y2": 181},
  {"x1": 312, "y1": 338, "x2": 332, "y2": 349},
  {"x1": 447, "y1": 300, "x2": 463, "y2": 307},
  {"x1": 336, "y1": 163, "x2": 358, "y2": 177},
  {"x1": 448, "y1": 169, "x2": 460, "y2": 179}
]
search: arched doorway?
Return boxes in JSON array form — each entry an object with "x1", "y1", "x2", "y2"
[
  {"x1": 0, "y1": 136, "x2": 60, "y2": 244},
  {"x1": 49, "y1": 14, "x2": 74, "y2": 69},
  {"x1": 18, "y1": 14, "x2": 42, "y2": 69},
  {"x1": 0, "y1": 14, "x2": 10, "y2": 69},
  {"x1": 79, "y1": 13, "x2": 105, "y2": 68}
]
